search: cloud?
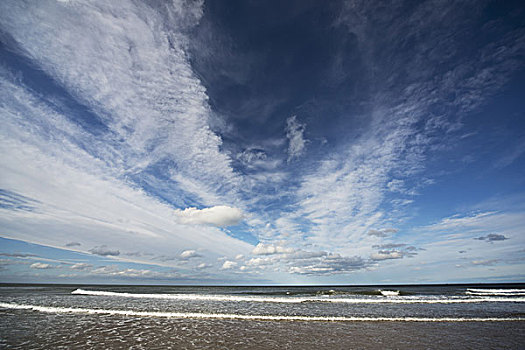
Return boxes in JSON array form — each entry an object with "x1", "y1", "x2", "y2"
[
  {"x1": 65, "y1": 242, "x2": 81, "y2": 247},
  {"x1": 252, "y1": 243, "x2": 294, "y2": 255},
  {"x1": 70, "y1": 263, "x2": 93, "y2": 270},
  {"x1": 0, "y1": 0, "x2": 523, "y2": 283},
  {"x1": 196, "y1": 263, "x2": 212, "y2": 269},
  {"x1": 284, "y1": 250, "x2": 327, "y2": 260},
  {"x1": 0, "y1": 0, "x2": 252, "y2": 272},
  {"x1": 386, "y1": 179, "x2": 406, "y2": 193},
  {"x1": 288, "y1": 254, "x2": 368, "y2": 275},
  {"x1": 367, "y1": 228, "x2": 398, "y2": 237},
  {"x1": 370, "y1": 251, "x2": 404, "y2": 260},
  {"x1": 370, "y1": 244, "x2": 420, "y2": 261},
  {"x1": 372, "y1": 243, "x2": 403, "y2": 249},
  {"x1": 475, "y1": 233, "x2": 509, "y2": 242},
  {"x1": 267, "y1": 0, "x2": 525, "y2": 269},
  {"x1": 124, "y1": 252, "x2": 143, "y2": 257},
  {"x1": 237, "y1": 148, "x2": 267, "y2": 165},
  {"x1": 179, "y1": 250, "x2": 201, "y2": 259},
  {"x1": 0, "y1": 253, "x2": 36, "y2": 258},
  {"x1": 221, "y1": 260, "x2": 237, "y2": 269},
  {"x1": 174, "y1": 206, "x2": 243, "y2": 227},
  {"x1": 89, "y1": 246, "x2": 120, "y2": 257},
  {"x1": 285, "y1": 116, "x2": 307, "y2": 162},
  {"x1": 494, "y1": 139, "x2": 525, "y2": 168},
  {"x1": 472, "y1": 259, "x2": 499, "y2": 266},
  {"x1": 247, "y1": 257, "x2": 275, "y2": 267},
  {"x1": 30, "y1": 262, "x2": 52, "y2": 269},
  {"x1": 91, "y1": 265, "x2": 163, "y2": 278}
]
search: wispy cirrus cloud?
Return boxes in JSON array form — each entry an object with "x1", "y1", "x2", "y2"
[
  {"x1": 0, "y1": 0, "x2": 253, "y2": 273},
  {"x1": 269, "y1": 0, "x2": 525, "y2": 260},
  {"x1": 285, "y1": 116, "x2": 308, "y2": 162},
  {"x1": 0, "y1": 0, "x2": 523, "y2": 283}
]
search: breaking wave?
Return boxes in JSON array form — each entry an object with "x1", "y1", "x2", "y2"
[
  {"x1": 379, "y1": 290, "x2": 400, "y2": 296},
  {"x1": 466, "y1": 288, "x2": 525, "y2": 296},
  {"x1": 71, "y1": 289, "x2": 525, "y2": 304},
  {"x1": 1, "y1": 302, "x2": 523, "y2": 322}
]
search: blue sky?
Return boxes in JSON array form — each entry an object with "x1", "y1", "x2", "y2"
[{"x1": 0, "y1": 0, "x2": 524, "y2": 285}]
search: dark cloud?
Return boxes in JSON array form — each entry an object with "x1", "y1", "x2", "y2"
[
  {"x1": 370, "y1": 243, "x2": 420, "y2": 261},
  {"x1": 89, "y1": 246, "x2": 120, "y2": 256},
  {"x1": 475, "y1": 233, "x2": 508, "y2": 242},
  {"x1": 65, "y1": 242, "x2": 81, "y2": 247}
]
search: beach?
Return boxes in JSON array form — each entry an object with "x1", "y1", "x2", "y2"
[{"x1": 1, "y1": 284, "x2": 524, "y2": 349}]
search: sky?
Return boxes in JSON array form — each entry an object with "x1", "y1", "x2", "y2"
[{"x1": 0, "y1": 0, "x2": 524, "y2": 285}]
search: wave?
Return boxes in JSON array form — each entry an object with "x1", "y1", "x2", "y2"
[
  {"x1": 71, "y1": 289, "x2": 525, "y2": 304},
  {"x1": 379, "y1": 290, "x2": 400, "y2": 296},
  {"x1": 1, "y1": 302, "x2": 523, "y2": 322},
  {"x1": 466, "y1": 288, "x2": 525, "y2": 296}
]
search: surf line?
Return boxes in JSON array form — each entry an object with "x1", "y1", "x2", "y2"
[
  {"x1": 1, "y1": 303, "x2": 524, "y2": 322},
  {"x1": 71, "y1": 289, "x2": 525, "y2": 304}
]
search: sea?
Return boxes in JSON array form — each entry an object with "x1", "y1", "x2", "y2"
[{"x1": 0, "y1": 283, "x2": 524, "y2": 349}]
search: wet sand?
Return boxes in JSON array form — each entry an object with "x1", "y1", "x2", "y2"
[{"x1": 1, "y1": 310, "x2": 524, "y2": 349}]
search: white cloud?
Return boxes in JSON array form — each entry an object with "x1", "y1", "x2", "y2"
[
  {"x1": 425, "y1": 211, "x2": 523, "y2": 238},
  {"x1": 370, "y1": 251, "x2": 403, "y2": 260},
  {"x1": 387, "y1": 179, "x2": 406, "y2": 193},
  {"x1": 174, "y1": 206, "x2": 243, "y2": 227},
  {"x1": 0, "y1": 0, "x2": 243, "y2": 206},
  {"x1": 472, "y1": 259, "x2": 499, "y2": 266},
  {"x1": 70, "y1": 263, "x2": 93, "y2": 270},
  {"x1": 221, "y1": 260, "x2": 237, "y2": 270},
  {"x1": 0, "y1": 0, "x2": 254, "y2": 271},
  {"x1": 247, "y1": 257, "x2": 275, "y2": 267},
  {"x1": 30, "y1": 262, "x2": 52, "y2": 269},
  {"x1": 252, "y1": 243, "x2": 294, "y2": 255},
  {"x1": 179, "y1": 250, "x2": 201, "y2": 259},
  {"x1": 196, "y1": 263, "x2": 212, "y2": 270},
  {"x1": 91, "y1": 265, "x2": 168, "y2": 278},
  {"x1": 285, "y1": 115, "x2": 307, "y2": 162}
]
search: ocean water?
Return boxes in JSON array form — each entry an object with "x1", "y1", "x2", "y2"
[{"x1": 0, "y1": 284, "x2": 524, "y2": 349}]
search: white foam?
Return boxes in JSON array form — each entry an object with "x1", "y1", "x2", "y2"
[
  {"x1": 380, "y1": 290, "x2": 400, "y2": 296},
  {"x1": 1, "y1": 302, "x2": 523, "y2": 322},
  {"x1": 71, "y1": 289, "x2": 525, "y2": 304},
  {"x1": 467, "y1": 289, "x2": 524, "y2": 293},
  {"x1": 466, "y1": 288, "x2": 525, "y2": 296}
]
